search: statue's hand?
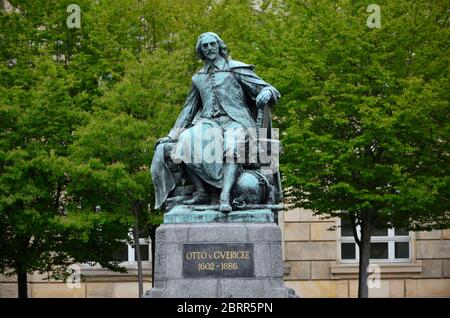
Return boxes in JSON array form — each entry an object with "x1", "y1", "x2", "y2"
[
  {"x1": 256, "y1": 90, "x2": 272, "y2": 108},
  {"x1": 154, "y1": 136, "x2": 173, "y2": 150}
]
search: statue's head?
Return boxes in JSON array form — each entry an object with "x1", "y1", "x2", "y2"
[{"x1": 196, "y1": 32, "x2": 228, "y2": 61}]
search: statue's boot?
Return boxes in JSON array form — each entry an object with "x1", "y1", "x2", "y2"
[
  {"x1": 219, "y1": 163, "x2": 239, "y2": 213},
  {"x1": 219, "y1": 194, "x2": 232, "y2": 212},
  {"x1": 183, "y1": 166, "x2": 209, "y2": 205}
]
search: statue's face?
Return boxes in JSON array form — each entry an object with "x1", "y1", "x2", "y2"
[{"x1": 200, "y1": 34, "x2": 219, "y2": 61}]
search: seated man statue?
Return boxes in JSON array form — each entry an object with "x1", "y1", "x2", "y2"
[{"x1": 151, "y1": 32, "x2": 280, "y2": 213}]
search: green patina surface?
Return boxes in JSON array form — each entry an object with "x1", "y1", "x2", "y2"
[{"x1": 164, "y1": 205, "x2": 274, "y2": 224}]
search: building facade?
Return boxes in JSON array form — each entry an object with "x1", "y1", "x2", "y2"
[
  {"x1": 1, "y1": 208, "x2": 449, "y2": 298},
  {"x1": 282, "y1": 208, "x2": 450, "y2": 298}
]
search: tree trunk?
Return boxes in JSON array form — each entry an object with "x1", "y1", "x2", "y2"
[
  {"x1": 358, "y1": 210, "x2": 372, "y2": 298},
  {"x1": 17, "y1": 266, "x2": 28, "y2": 298},
  {"x1": 149, "y1": 225, "x2": 156, "y2": 288},
  {"x1": 133, "y1": 204, "x2": 144, "y2": 298}
]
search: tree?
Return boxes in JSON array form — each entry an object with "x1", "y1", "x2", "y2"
[
  {"x1": 0, "y1": 54, "x2": 137, "y2": 297},
  {"x1": 278, "y1": 0, "x2": 449, "y2": 297},
  {"x1": 0, "y1": 0, "x2": 150, "y2": 297},
  {"x1": 67, "y1": 110, "x2": 157, "y2": 297}
]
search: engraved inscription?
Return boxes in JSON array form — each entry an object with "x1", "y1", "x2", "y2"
[{"x1": 182, "y1": 243, "x2": 254, "y2": 278}]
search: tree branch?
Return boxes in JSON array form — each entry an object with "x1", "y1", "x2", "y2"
[{"x1": 348, "y1": 211, "x2": 361, "y2": 246}]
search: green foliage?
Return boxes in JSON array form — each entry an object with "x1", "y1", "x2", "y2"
[
  {"x1": 1, "y1": 0, "x2": 448, "y2": 289},
  {"x1": 277, "y1": 0, "x2": 449, "y2": 230}
]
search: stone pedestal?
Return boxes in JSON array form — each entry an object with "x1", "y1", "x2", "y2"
[{"x1": 146, "y1": 218, "x2": 292, "y2": 298}]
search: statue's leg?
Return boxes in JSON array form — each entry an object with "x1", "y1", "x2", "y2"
[
  {"x1": 219, "y1": 116, "x2": 247, "y2": 212},
  {"x1": 183, "y1": 164, "x2": 209, "y2": 205},
  {"x1": 219, "y1": 163, "x2": 239, "y2": 212}
]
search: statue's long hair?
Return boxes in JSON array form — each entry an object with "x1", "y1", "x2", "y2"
[{"x1": 195, "y1": 32, "x2": 229, "y2": 60}]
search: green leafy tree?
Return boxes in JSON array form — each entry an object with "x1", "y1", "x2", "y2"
[
  {"x1": 67, "y1": 107, "x2": 159, "y2": 297},
  {"x1": 0, "y1": 0, "x2": 151, "y2": 297},
  {"x1": 0, "y1": 54, "x2": 135, "y2": 297},
  {"x1": 278, "y1": 0, "x2": 449, "y2": 297}
]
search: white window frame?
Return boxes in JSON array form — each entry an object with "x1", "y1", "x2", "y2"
[
  {"x1": 124, "y1": 237, "x2": 151, "y2": 264},
  {"x1": 80, "y1": 235, "x2": 151, "y2": 270},
  {"x1": 116, "y1": 233, "x2": 151, "y2": 264},
  {"x1": 338, "y1": 218, "x2": 411, "y2": 263}
]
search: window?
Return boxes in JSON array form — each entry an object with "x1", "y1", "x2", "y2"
[
  {"x1": 112, "y1": 232, "x2": 151, "y2": 263},
  {"x1": 339, "y1": 217, "x2": 410, "y2": 262}
]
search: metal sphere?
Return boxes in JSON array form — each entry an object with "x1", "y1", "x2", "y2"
[{"x1": 231, "y1": 170, "x2": 269, "y2": 206}]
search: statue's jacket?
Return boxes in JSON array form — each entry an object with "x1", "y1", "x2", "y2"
[{"x1": 168, "y1": 58, "x2": 280, "y2": 140}]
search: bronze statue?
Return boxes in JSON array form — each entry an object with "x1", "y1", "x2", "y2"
[{"x1": 152, "y1": 32, "x2": 281, "y2": 213}]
